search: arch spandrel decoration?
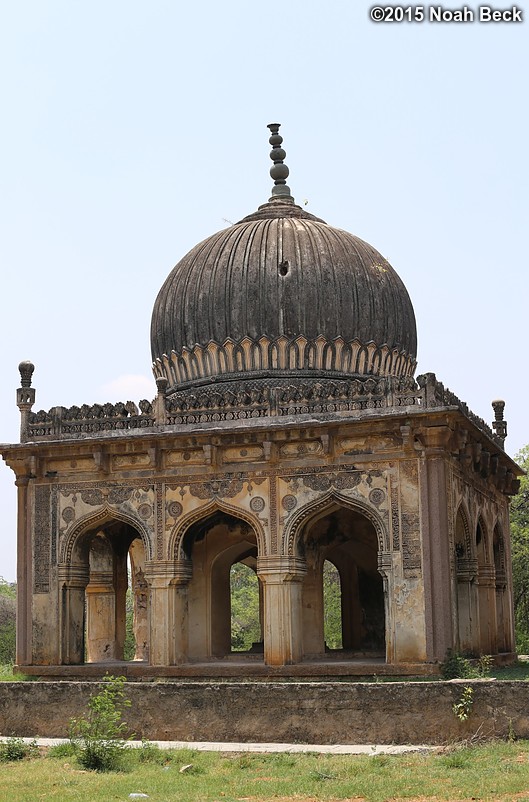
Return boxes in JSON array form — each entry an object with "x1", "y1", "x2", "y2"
[
  {"x1": 283, "y1": 489, "x2": 388, "y2": 558},
  {"x1": 169, "y1": 498, "x2": 267, "y2": 561},
  {"x1": 59, "y1": 505, "x2": 154, "y2": 565}
]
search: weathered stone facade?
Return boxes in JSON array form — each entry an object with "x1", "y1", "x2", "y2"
[
  {"x1": 2, "y1": 368, "x2": 519, "y2": 674},
  {"x1": 0, "y1": 125, "x2": 521, "y2": 677}
]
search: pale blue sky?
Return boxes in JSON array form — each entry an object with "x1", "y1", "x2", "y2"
[{"x1": 0, "y1": 1, "x2": 527, "y2": 580}]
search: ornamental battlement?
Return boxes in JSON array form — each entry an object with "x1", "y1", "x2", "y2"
[{"x1": 16, "y1": 362, "x2": 505, "y2": 451}]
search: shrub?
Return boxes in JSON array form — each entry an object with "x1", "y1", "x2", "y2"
[
  {"x1": 441, "y1": 651, "x2": 474, "y2": 679},
  {"x1": 0, "y1": 737, "x2": 37, "y2": 762},
  {"x1": 69, "y1": 675, "x2": 132, "y2": 771}
]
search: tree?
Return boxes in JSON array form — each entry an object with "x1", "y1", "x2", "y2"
[
  {"x1": 0, "y1": 578, "x2": 16, "y2": 665},
  {"x1": 230, "y1": 563, "x2": 261, "y2": 651},
  {"x1": 511, "y1": 446, "x2": 529, "y2": 651},
  {"x1": 323, "y1": 561, "x2": 342, "y2": 649}
]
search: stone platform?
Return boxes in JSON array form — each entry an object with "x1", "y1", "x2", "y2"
[{"x1": 17, "y1": 657, "x2": 440, "y2": 680}]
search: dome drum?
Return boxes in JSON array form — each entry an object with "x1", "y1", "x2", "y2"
[{"x1": 153, "y1": 334, "x2": 416, "y2": 394}]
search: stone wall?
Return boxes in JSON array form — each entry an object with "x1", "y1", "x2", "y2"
[{"x1": 1, "y1": 680, "x2": 528, "y2": 744}]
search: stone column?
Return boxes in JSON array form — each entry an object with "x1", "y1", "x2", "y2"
[
  {"x1": 477, "y1": 565, "x2": 497, "y2": 654},
  {"x1": 58, "y1": 566, "x2": 89, "y2": 665},
  {"x1": 377, "y1": 552, "x2": 393, "y2": 663},
  {"x1": 258, "y1": 556, "x2": 306, "y2": 666},
  {"x1": 145, "y1": 560, "x2": 192, "y2": 666},
  {"x1": 15, "y1": 477, "x2": 31, "y2": 666},
  {"x1": 132, "y1": 569, "x2": 149, "y2": 661},
  {"x1": 419, "y1": 449, "x2": 454, "y2": 662},
  {"x1": 495, "y1": 570, "x2": 508, "y2": 653},
  {"x1": 455, "y1": 559, "x2": 479, "y2": 654},
  {"x1": 85, "y1": 570, "x2": 117, "y2": 662}
]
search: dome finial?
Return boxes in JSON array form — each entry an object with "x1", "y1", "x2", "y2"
[{"x1": 267, "y1": 123, "x2": 294, "y2": 202}]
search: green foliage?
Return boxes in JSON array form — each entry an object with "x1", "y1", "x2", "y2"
[
  {"x1": 441, "y1": 651, "x2": 474, "y2": 679},
  {"x1": 477, "y1": 653, "x2": 493, "y2": 677},
  {"x1": 0, "y1": 622, "x2": 16, "y2": 664},
  {"x1": 69, "y1": 675, "x2": 132, "y2": 771},
  {"x1": 137, "y1": 740, "x2": 173, "y2": 765},
  {"x1": 0, "y1": 578, "x2": 16, "y2": 666},
  {"x1": 440, "y1": 750, "x2": 471, "y2": 769},
  {"x1": 323, "y1": 560, "x2": 342, "y2": 649},
  {"x1": 441, "y1": 651, "x2": 493, "y2": 680},
  {"x1": 511, "y1": 446, "x2": 529, "y2": 652},
  {"x1": 452, "y1": 686, "x2": 474, "y2": 721},
  {"x1": 0, "y1": 737, "x2": 37, "y2": 762},
  {"x1": 0, "y1": 578, "x2": 16, "y2": 599},
  {"x1": 230, "y1": 563, "x2": 261, "y2": 651},
  {"x1": 47, "y1": 742, "x2": 78, "y2": 758}
]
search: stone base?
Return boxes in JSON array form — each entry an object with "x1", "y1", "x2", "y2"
[{"x1": 0, "y1": 675, "x2": 527, "y2": 744}]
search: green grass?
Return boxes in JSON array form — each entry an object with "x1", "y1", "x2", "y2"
[
  {"x1": 1, "y1": 741, "x2": 529, "y2": 801},
  {"x1": 492, "y1": 661, "x2": 529, "y2": 681},
  {"x1": 0, "y1": 664, "x2": 35, "y2": 681}
]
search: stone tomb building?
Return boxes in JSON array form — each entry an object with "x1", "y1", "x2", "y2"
[{"x1": 1, "y1": 125, "x2": 521, "y2": 676}]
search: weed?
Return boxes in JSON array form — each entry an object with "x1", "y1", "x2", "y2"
[
  {"x1": 452, "y1": 686, "x2": 474, "y2": 721},
  {"x1": 137, "y1": 741, "x2": 174, "y2": 766},
  {"x1": 441, "y1": 650, "x2": 474, "y2": 679},
  {"x1": 508, "y1": 719, "x2": 517, "y2": 742},
  {"x1": 69, "y1": 674, "x2": 132, "y2": 771},
  {"x1": 234, "y1": 753, "x2": 257, "y2": 770},
  {"x1": 440, "y1": 751, "x2": 470, "y2": 769},
  {"x1": 268, "y1": 752, "x2": 297, "y2": 768},
  {"x1": 311, "y1": 768, "x2": 338, "y2": 780},
  {"x1": 477, "y1": 654, "x2": 493, "y2": 677},
  {"x1": 47, "y1": 742, "x2": 77, "y2": 759},
  {"x1": 370, "y1": 754, "x2": 389, "y2": 768}
]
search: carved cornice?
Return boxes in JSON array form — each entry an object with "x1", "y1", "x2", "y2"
[{"x1": 165, "y1": 375, "x2": 421, "y2": 425}]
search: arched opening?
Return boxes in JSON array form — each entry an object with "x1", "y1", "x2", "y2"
[
  {"x1": 454, "y1": 507, "x2": 478, "y2": 655},
  {"x1": 182, "y1": 510, "x2": 262, "y2": 661},
  {"x1": 299, "y1": 503, "x2": 385, "y2": 660},
  {"x1": 61, "y1": 518, "x2": 148, "y2": 665},
  {"x1": 476, "y1": 517, "x2": 495, "y2": 654}
]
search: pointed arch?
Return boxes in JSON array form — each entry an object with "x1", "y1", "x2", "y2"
[
  {"x1": 476, "y1": 514, "x2": 490, "y2": 566},
  {"x1": 454, "y1": 502, "x2": 473, "y2": 561},
  {"x1": 59, "y1": 504, "x2": 154, "y2": 565},
  {"x1": 289, "y1": 490, "x2": 387, "y2": 660},
  {"x1": 284, "y1": 490, "x2": 388, "y2": 557},
  {"x1": 169, "y1": 498, "x2": 266, "y2": 561},
  {"x1": 493, "y1": 520, "x2": 506, "y2": 578}
]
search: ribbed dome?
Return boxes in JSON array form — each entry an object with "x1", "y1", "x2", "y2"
[{"x1": 151, "y1": 128, "x2": 417, "y2": 395}]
